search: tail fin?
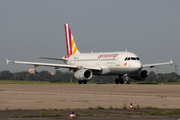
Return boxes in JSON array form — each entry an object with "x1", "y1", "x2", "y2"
[{"x1": 64, "y1": 23, "x2": 80, "y2": 56}]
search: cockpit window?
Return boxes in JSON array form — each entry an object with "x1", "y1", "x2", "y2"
[
  {"x1": 124, "y1": 57, "x2": 140, "y2": 61},
  {"x1": 131, "y1": 57, "x2": 136, "y2": 60},
  {"x1": 124, "y1": 57, "x2": 130, "y2": 61}
]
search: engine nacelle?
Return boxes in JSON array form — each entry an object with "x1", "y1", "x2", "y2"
[
  {"x1": 129, "y1": 70, "x2": 149, "y2": 81},
  {"x1": 73, "y1": 69, "x2": 93, "y2": 80}
]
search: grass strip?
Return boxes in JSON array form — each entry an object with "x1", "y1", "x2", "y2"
[{"x1": 148, "y1": 109, "x2": 180, "y2": 115}]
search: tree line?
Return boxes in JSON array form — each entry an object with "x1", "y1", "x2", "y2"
[
  {"x1": 146, "y1": 71, "x2": 180, "y2": 83},
  {"x1": 0, "y1": 70, "x2": 72, "y2": 82},
  {"x1": 0, "y1": 70, "x2": 179, "y2": 83}
]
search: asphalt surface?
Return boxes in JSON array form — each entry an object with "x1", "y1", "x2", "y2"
[
  {"x1": 0, "y1": 109, "x2": 180, "y2": 120},
  {"x1": 0, "y1": 84, "x2": 180, "y2": 119}
]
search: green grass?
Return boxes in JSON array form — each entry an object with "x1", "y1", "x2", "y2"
[
  {"x1": 144, "y1": 106, "x2": 159, "y2": 110},
  {"x1": 86, "y1": 113, "x2": 107, "y2": 116},
  {"x1": 88, "y1": 107, "x2": 94, "y2": 110},
  {"x1": 86, "y1": 112, "x2": 94, "y2": 116},
  {"x1": 108, "y1": 106, "x2": 114, "y2": 109},
  {"x1": 126, "y1": 116, "x2": 135, "y2": 118},
  {"x1": 0, "y1": 80, "x2": 88, "y2": 84},
  {"x1": 122, "y1": 103, "x2": 127, "y2": 109},
  {"x1": 157, "y1": 82, "x2": 180, "y2": 84},
  {"x1": 135, "y1": 82, "x2": 180, "y2": 85},
  {"x1": 9, "y1": 110, "x2": 62, "y2": 118},
  {"x1": 95, "y1": 105, "x2": 105, "y2": 109},
  {"x1": 136, "y1": 104, "x2": 140, "y2": 109},
  {"x1": 16, "y1": 108, "x2": 22, "y2": 111},
  {"x1": 133, "y1": 104, "x2": 141, "y2": 110},
  {"x1": 3, "y1": 107, "x2": 180, "y2": 118},
  {"x1": 95, "y1": 82, "x2": 107, "y2": 84},
  {"x1": 148, "y1": 109, "x2": 180, "y2": 115},
  {"x1": 40, "y1": 110, "x2": 45, "y2": 117},
  {"x1": 0, "y1": 80, "x2": 49, "y2": 84},
  {"x1": 136, "y1": 82, "x2": 157, "y2": 84},
  {"x1": 42, "y1": 112, "x2": 61, "y2": 117},
  {"x1": 1, "y1": 80, "x2": 180, "y2": 84},
  {"x1": 21, "y1": 114, "x2": 36, "y2": 118},
  {"x1": 136, "y1": 112, "x2": 143, "y2": 115}
]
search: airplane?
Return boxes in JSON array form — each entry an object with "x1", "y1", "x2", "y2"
[{"x1": 6, "y1": 23, "x2": 173, "y2": 84}]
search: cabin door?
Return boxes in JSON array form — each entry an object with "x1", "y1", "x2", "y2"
[{"x1": 116, "y1": 58, "x2": 120, "y2": 66}]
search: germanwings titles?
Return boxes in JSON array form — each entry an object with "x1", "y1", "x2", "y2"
[{"x1": 6, "y1": 23, "x2": 173, "y2": 84}]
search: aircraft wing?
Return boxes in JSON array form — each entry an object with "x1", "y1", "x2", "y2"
[
  {"x1": 36, "y1": 56, "x2": 67, "y2": 61},
  {"x1": 6, "y1": 59, "x2": 101, "y2": 70},
  {"x1": 143, "y1": 60, "x2": 173, "y2": 68}
]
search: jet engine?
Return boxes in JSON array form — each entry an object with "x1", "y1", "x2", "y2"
[
  {"x1": 129, "y1": 70, "x2": 148, "y2": 81},
  {"x1": 73, "y1": 69, "x2": 93, "y2": 80}
]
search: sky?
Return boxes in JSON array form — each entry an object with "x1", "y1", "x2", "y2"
[{"x1": 0, "y1": 0, "x2": 180, "y2": 74}]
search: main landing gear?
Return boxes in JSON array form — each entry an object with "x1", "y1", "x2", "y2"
[
  {"x1": 115, "y1": 74, "x2": 130, "y2": 84},
  {"x1": 115, "y1": 78, "x2": 124, "y2": 84},
  {"x1": 78, "y1": 80, "x2": 87, "y2": 84}
]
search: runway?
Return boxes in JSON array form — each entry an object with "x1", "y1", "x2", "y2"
[{"x1": 0, "y1": 84, "x2": 180, "y2": 110}]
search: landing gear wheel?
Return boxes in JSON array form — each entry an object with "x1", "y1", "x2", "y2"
[
  {"x1": 119, "y1": 78, "x2": 124, "y2": 84},
  {"x1": 78, "y1": 80, "x2": 82, "y2": 84},
  {"x1": 125, "y1": 81, "x2": 130, "y2": 84},
  {"x1": 115, "y1": 78, "x2": 120, "y2": 84},
  {"x1": 83, "y1": 80, "x2": 87, "y2": 84}
]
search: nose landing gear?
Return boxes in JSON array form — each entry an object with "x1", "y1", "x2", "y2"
[{"x1": 115, "y1": 74, "x2": 130, "y2": 84}]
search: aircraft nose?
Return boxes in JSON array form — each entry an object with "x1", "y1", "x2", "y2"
[{"x1": 135, "y1": 61, "x2": 142, "y2": 70}]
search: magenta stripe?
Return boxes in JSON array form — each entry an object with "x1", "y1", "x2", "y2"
[
  {"x1": 64, "y1": 24, "x2": 69, "y2": 55},
  {"x1": 68, "y1": 25, "x2": 72, "y2": 55}
]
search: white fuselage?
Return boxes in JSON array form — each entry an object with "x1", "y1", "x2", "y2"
[{"x1": 64, "y1": 51, "x2": 142, "y2": 75}]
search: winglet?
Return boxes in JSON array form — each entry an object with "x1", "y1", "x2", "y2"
[
  {"x1": 6, "y1": 59, "x2": 10, "y2": 64},
  {"x1": 170, "y1": 60, "x2": 173, "y2": 64}
]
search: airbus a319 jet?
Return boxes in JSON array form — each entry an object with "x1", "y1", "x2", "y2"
[{"x1": 6, "y1": 24, "x2": 173, "y2": 84}]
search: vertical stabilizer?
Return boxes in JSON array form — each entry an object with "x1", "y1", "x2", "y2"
[{"x1": 64, "y1": 23, "x2": 80, "y2": 56}]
